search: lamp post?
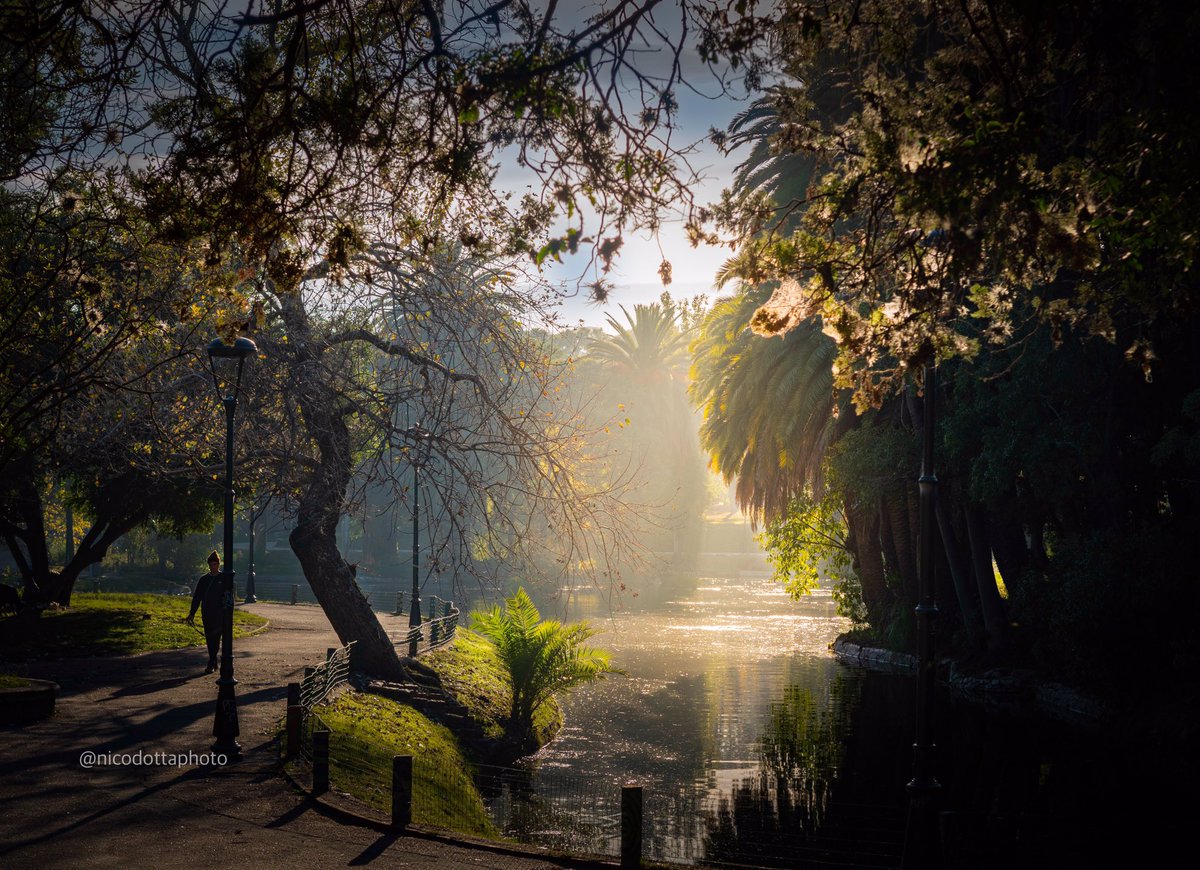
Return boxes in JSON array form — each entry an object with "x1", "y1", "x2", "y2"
[
  {"x1": 206, "y1": 336, "x2": 257, "y2": 760},
  {"x1": 244, "y1": 498, "x2": 258, "y2": 604},
  {"x1": 403, "y1": 424, "x2": 432, "y2": 657},
  {"x1": 903, "y1": 361, "x2": 941, "y2": 868}
]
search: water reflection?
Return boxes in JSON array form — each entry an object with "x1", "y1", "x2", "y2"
[
  {"x1": 484, "y1": 578, "x2": 883, "y2": 863},
  {"x1": 480, "y1": 577, "x2": 1189, "y2": 867}
]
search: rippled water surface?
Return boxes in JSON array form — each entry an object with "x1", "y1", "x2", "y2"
[
  {"x1": 480, "y1": 576, "x2": 1191, "y2": 868},
  {"x1": 481, "y1": 578, "x2": 912, "y2": 865}
]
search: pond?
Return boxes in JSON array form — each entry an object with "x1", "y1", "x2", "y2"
[{"x1": 479, "y1": 576, "x2": 1190, "y2": 869}]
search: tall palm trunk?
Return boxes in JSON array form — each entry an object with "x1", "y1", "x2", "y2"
[
  {"x1": 844, "y1": 499, "x2": 893, "y2": 631},
  {"x1": 965, "y1": 504, "x2": 1009, "y2": 653},
  {"x1": 934, "y1": 492, "x2": 985, "y2": 646}
]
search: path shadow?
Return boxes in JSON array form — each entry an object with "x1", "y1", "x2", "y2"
[
  {"x1": 106, "y1": 675, "x2": 195, "y2": 698},
  {"x1": 349, "y1": 832, "x2": 400, "y2": 865}
]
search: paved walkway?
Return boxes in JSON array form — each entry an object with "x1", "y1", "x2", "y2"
[{"x1": 0, "y1": 603, "x2": 589, "y2": 869}]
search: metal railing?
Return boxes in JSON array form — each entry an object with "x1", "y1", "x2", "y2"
[
  {"x1": 297, "y1": 642, "x2": 354, "y2": 759},
  {"x1": 386, "y1": 594, "x2": 460, "y2": 655}
]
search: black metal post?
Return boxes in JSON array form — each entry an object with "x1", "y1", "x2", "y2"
[
  {"x1": 244, "y1": 499, "x2": 257, "y2": 603},
  {"x1": 903, "y1": 362, "x2": 941, "y2": 869},
  {"x1": 408, "y1": 461, "x2": 421, "y2": 657},
  {"x1": 213, "y1": 392, "x2": 241, "y2": 759}
]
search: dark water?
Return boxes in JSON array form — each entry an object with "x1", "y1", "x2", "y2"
[{"x1": 478, "y1": 577, "x2": 1191, "y2": 869}]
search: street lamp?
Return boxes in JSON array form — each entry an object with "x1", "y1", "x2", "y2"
[
  {"x1": 206, "y1": 336, "x2": 257, "y2": 759},
  {"x1": 244, "y1": 497, "x2": 259, "y2": 604},
  {"x1": 403, "y1": 424, "x2": 432, "y2": 657},
  {"x1": 903, "y1": 361, "x2": 941, "y2": 868}
]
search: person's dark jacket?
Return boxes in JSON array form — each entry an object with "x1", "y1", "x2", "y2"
[{"x1": 187, "y1": 573, "x2": 222, "y2": 621}]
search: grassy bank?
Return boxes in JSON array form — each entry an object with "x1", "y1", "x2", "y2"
[
  {"x1": 0, "y1": 673, "x2": 31, "y2": 688},
  {"x1": 0, "y1": 592, "x2": 268, "y2": 659},
  {"x1": 316, "y1": 691, "x2": 496, "y2": 836},
  {"x1": 422, "y1": 627, "x2": 561, "y2": 746}
]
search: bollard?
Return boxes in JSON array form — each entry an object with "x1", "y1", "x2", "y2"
[
  {"x1": 285, "y1": 704, "x2": 302, "y2": 759},
  {"x1": 313, "y1": 729, "x2": 330, "y2": 794},
  {"x1": 291, "y1": 584, "x2": 298, "y2": 605},
  {"x1": 391, "y1": 755, "x2": 413, "y2": 829},
  {"x1": 621, "y1": 784, "x2": 643, "y2": 869}
]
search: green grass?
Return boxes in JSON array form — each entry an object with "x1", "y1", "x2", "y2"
[
  {"x1": 317, "y1": 691, "x2": 496, "y2": 836},
  {"x1": 0, "y1": 673, "x2": 31, "y2": 688},
  {"x1": 423, "y1": 627, "x2": 561, "y2": 745},
  {"x1": 0, "y1": 592, "x2": 268, "y2": 659}
]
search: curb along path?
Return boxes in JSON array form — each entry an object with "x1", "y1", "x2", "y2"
[{"x1": 0, "y1": 603, "x2": 580, "y2": 869}]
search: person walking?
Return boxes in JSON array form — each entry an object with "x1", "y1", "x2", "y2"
[{"x1": 186, "y1": 551, "x2": 224, "y2": 674}]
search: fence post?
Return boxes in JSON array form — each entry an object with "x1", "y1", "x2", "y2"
[
  {"x1": 621, "y1": 784, "x2": 643, "y2": 868},
  {"x1": 313, "y1": 729, "x2": 330, "y2": 794},
  {"x1": 285, "y1": 704, "x2": 302, "y2": 758},
  {"x1": 391, "y1": 755, "x2": 413, "y2": 829},
  {"x1": 286, "y1": 682, "x2": 302, "y2": 758},
  {"x1": 291, "y1": 583, "x2": 298, "y2": 605},
  {"x1": 326, "y1": 647, "x2": 335, "y2": 661},
  {"x1": 430, "y1": 613, "x2": 441, "y2": 645}
]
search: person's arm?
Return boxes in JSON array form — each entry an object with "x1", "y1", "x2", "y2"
[{"x1": 187, "y1": 577, "x2": 205, "y2": 621}]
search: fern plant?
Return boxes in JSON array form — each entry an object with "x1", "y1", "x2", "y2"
[{"x1": 470, "y1": 588, "x2": 618, "y2": 740}]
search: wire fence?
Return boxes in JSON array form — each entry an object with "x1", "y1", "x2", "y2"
[{"x1": 296, "y1": 642, "x2": 355, "y2": 760}]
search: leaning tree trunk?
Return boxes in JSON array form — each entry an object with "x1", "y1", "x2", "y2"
[{"x1": 282, "y1": 296, "x2": 407, "y2": 681}]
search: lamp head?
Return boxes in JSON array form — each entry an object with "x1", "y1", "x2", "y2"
[
  {"x1": 207, "y1": 337, "x2": 258, "y2": 360},
  {"x1": 206, "y1": 337, "x2": 258, "y2": 402}
]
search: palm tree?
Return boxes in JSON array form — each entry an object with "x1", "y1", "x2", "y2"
[
  {"x1": 689, "y1": 283, "x2": 838, "y2": 525},
  {"x1": 725, "y1": 92, "x2": 818, "y2": 234},
  {"x1": 587, "y1": 301, "x2": 708, "y2": 562},
  {"x1": 471, "y1": 588, "x2": 616, "y2": 741},
  {"x1": 587, "y1": 302, "x2": 689, "y2": 383}
]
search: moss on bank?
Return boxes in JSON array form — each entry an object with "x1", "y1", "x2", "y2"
[
  {"x1": 0, "y1": 673, "x2": 31, "y2": 688},
  {"x1": 316, "y1": 691, "x2": 495, "y2": 836},
  {"x1": 422, "y1": 627, "x2": 562, "y2": 747},
  {"x1": 0, "y1": 592, "x2": 268, "y2": 659}
]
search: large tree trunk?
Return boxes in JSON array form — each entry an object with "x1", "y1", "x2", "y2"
[
  {"x1": 964, "y1": 504, "x2": 1009, "y2": 653},
  {"x1": 281, "y1": 295, "x2": 407, "y2": 681}
]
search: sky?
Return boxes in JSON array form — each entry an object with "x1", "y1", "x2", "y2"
[{"x1": 493, "y1": 2, "x2": 757, "y2": 328}]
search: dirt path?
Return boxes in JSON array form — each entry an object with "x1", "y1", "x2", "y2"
[{"x1": 0, "y1": 603, "x2": 587, "y2": 870}]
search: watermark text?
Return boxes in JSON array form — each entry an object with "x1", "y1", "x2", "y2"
[{"x1": 79, "y1": 750, "x2": 228, "y2": 769}]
